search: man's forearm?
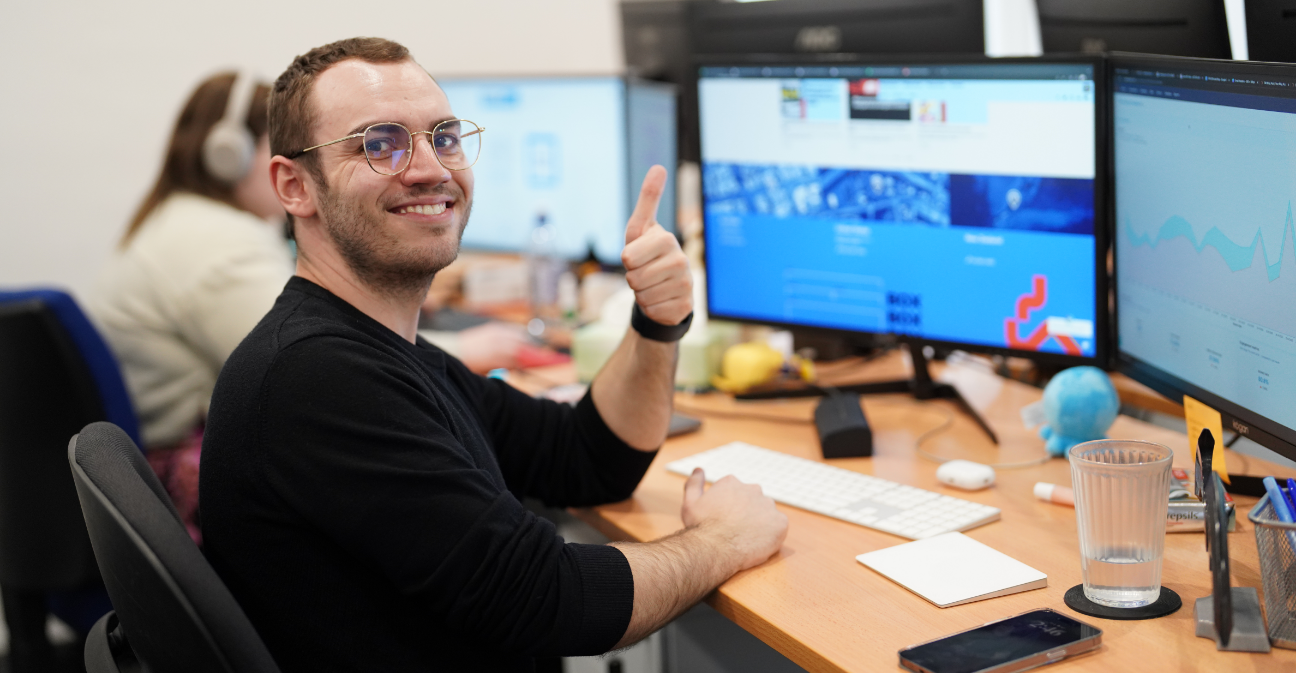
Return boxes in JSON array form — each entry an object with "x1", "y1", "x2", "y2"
[
  {"x1": 608, "y1": 524, "x2": 741, "y2": 648},
  {"x1": 589, "y1": 327, "x2": 677, "y2": 451}
]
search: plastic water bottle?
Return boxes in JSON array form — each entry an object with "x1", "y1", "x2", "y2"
[
  {"x1": 557, "y1": 270, "x2": 579, "y2": 328},
  {"x1": 528, "y1": 211, "x2": 563, "y2": 337}
]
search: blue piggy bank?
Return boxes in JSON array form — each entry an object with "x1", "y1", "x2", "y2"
[{"x1": 1039, "y1": 366, "x2": 1120, "y2": 457}]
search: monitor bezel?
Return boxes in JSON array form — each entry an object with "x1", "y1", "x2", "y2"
[
  {"x1": 687, "y1": 0, "x2": 986, "y2": 59},
  {"x1": 1108, "y1": 51, "x2": 1296, "y2": 461},
  {"x1": 1037, "y1": 0, "x2": 1232, "y2": 60},
  {"x1": 693, "y1": 53, "x2": 1112, "y2": 369}
]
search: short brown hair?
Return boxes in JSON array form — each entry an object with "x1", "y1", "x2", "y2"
[
  {"x1": 268, "y1": 37, "x2": 411, "y2": 183},
  {"x1": 122, "y1": 72, "x2": 270, "y2": 245}
]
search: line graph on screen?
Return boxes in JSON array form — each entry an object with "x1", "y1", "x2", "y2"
[
  {"x1": 1124, "y1": 204, "x2": 1293, "y2": 281},
  {"x1": 1119, "y1": 204, "x2": 1296, "y2": 337}
]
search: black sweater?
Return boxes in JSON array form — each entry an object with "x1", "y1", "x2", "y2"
[{"x1": 201, "y1": 277, "x2": 657, "y2": 672}]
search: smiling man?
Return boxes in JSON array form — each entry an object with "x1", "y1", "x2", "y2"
[{"x1": 199, "y1": 37, "x2": 787, "y2": 672}]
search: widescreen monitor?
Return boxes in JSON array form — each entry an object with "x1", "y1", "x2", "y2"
[
  {"x1": 686, "y1": 0, "x2": 984, "y2": 57},
  {"x1": 1112, "y1": 53, "x2": 1296, "y2": 461},
  {"x1": 1037, "y1": 0, "x2": 1231, "y2": 59},
  {"x1": 697, "y1": 57, "x2": 1108, "y2": 365},
  {"x1": 1246, "y1": 0, "x2": 1296, "y2": 64},
  {"x1": 438, "y1": 76, "x2": 676, "y2": 265}
]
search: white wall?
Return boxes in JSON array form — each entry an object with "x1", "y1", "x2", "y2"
[{"x1": 0, "y1": 0, "x2": 624, "y2": 300}]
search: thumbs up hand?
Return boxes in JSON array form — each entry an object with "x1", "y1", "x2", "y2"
[{"x1": 622, "y1": 165, "x2": 692, "y2": 327}]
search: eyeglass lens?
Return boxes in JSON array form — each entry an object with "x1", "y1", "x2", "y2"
[{"x1": 362, "y1": 121, "x2": 481, "y2": 174}]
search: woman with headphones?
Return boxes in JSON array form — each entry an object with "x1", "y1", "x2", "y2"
[{"x1": 92, "y1": 72, "x2": 291, "y2": 544}]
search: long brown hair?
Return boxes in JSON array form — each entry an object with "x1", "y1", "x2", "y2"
[{"x1": 121, "y1": 72, "x2": 270, "y2": 246}]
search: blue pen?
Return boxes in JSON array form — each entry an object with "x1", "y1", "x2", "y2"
[
  {"x1": 1285, "y1": 478, "x2": 1296, "y2": 517},
  {"x1": 1264, "y1": 477, "x2": 1293, "y2": 522},
  {"x1": 1263, "y1": 477, "x2": 1296, "y2": 552}
]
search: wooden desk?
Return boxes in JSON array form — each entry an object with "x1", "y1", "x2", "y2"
[{"x1": 534, "y1": 356, "x2": 1296, "y2": 673}]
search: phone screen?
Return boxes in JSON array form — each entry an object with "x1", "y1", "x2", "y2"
[{"x1": 900, "y1": 610, "x2": 1101, "y2": 673}]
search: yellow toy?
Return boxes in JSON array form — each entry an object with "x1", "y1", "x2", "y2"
[{"x1": 711, "y1": 341, "x2": 815, "y2": 393}]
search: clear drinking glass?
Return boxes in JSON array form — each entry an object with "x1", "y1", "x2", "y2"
[{"x1": 1069, "y1": 439, "x2": 1173, "y2": 608}]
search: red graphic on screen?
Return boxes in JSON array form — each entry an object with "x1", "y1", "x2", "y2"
[
  {"x1": 1004, "y1": 275, "x2": 1081, "y2": 356},
  {"x1": 849, "y1": 78, "x2": 880, "y2": 97}
]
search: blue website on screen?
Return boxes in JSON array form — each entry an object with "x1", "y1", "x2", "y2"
[
  {"x1": 699, "y1": 64, "x2": 1099, "y2": 357},
  {"x1": 1114, "y1": 66, "x2": 1296, "y2": 431}
]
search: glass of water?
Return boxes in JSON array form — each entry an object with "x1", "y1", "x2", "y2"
[{"x1": 1070, "y1": 439, "x2": 1173, "y2": 608}]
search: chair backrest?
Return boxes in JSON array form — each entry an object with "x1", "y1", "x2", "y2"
[
  {"x1": 0, "y1": 290, "x2": 139, "y2": 589},
  {"x1": 69, "y1": 422, "x2": 280, "y2": 673},
  {"x1": 0, "y1": 289, "x2": 141, "y2": 444}
]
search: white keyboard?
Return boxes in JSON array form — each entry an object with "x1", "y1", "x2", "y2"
[{"x1": 665, "y1": 442, "x2": 1000, "y2": 540}]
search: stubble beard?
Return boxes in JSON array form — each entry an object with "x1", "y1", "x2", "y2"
[{"x1": 315, "y1": 180, "x2": 471, "y2": 303}]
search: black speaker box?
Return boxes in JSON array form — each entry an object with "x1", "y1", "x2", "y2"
[{"x1": 814, "y1": 392, "x2": 873, "y2": 459}]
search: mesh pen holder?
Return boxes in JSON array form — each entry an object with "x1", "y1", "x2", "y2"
[{"x1": 1248, "y1": 494, "x2": 1296, "y2": 649}]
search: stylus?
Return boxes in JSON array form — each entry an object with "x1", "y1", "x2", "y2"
[{"x1": 1263, "y1": 477, "x2": 1296, "y2": 553}]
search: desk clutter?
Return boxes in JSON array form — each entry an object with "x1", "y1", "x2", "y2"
[
  {"x1": 647, "y1": 379, "x2": 1296, "y2": 663},
  {"x1": 550, "y1": 14, "x2": 1296, "y2": 666},
  {"x1": 1249, "y1": 494, "x2": 1296, "y2": 650}
]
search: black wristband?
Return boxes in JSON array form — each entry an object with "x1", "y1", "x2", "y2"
[{"x1": 631, "y1": 303, "x2": 693, "y2": 342}]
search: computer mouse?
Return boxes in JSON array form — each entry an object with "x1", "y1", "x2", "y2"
[{"x1": 936, "y1": 460, "x2": 996, "y2": 491}]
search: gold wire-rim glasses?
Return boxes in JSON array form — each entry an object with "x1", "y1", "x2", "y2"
[{"x1": 287, "y1": 119, "x2": 484, "y2": 175}]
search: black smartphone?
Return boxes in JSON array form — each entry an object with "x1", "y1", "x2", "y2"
[{"x1": 898, "y1": 609, "x2": 1102, "y2": 673}]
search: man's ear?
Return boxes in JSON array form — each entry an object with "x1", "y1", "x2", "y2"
[{"x1": 270, "y1": 156, "x2": 318, "y2": 220}]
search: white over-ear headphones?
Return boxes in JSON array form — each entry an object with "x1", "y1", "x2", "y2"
[{"x1": 202, "y1": 71, "x2": 258, "y2": 184}]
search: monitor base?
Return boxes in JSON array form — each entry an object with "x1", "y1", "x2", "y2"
[{"x1": 735, "y1": 342, "x2": 999, "y2": 445}]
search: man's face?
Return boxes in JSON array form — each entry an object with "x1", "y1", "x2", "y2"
[{"x1": 305, "y1": 59, "x2": 473, "y2": 293}]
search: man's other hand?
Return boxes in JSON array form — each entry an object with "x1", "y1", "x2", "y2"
[
  {"x1": 608, "y1": 465, "x2": 789, "y2": 648},
  {"x1": 457, "y1": 322, "x2": 529, "y2": 373},
  {"x1": 681, "y1": 468, "x2": 788, "y2": 572},
  {"x1": 622, "y1": 165, "x2": 692, "y2": 326}
]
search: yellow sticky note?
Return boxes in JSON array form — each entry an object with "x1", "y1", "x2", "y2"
[{"x1": 1184, "y1": 395, "x2": 1230, "y2": 484}]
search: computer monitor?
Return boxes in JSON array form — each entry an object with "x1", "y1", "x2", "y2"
[
  {"x1": 621, "y1": 0, "x2": 985, "y2": 162},
  {"x1": 1112, "y1": 53, "x2": 1296, "y2": 462},
  {"x1": 1038, "y1": 0, "x2": 1231, "y2": 58},
  {"x1": 697, "y1": 56, "x2": 1108, "y2": 367},
  {"x1": 686, "y1": 0, "x2": 984, "y2": 57},
  {"x1": 1246, "y1": 0, "x2": 1296, "y2": 63},
  {"x1": 438, "y1": 76, "x2": 676, "y2": 265}
]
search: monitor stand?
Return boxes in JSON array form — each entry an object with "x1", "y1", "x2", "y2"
[{"x1": 734, "y1": 341, "x2": 999, "y2": 445}]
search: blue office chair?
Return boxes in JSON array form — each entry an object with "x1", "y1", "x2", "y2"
[
  {"x1": 70, "y1": 422, "x2": 280, "y2": 673},
  {"x1": 0, "y1": 289, "x2": 141, "y2": 672}
]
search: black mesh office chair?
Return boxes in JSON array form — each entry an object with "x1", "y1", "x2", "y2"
[
  {"x1": 68, "y1": 422, "x2": 280, "y2": 673},
  {"x1": 0, "y1": 291, "x2": 142, "y2": 672}
]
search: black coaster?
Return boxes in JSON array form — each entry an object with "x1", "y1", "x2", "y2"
[{"x1": 1064, "y1": 585, "x2": 1182, "y2": 620}]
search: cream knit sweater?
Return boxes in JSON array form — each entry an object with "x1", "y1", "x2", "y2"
[{"x1": 91, "y1": 193, "x2": 294, "y2": 448}]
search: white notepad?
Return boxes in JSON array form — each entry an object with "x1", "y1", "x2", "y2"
[{"x1": 856, "y1": 532, "x2": 1047, "y2": 608}]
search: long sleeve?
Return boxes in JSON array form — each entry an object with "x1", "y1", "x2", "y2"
[
  {"x1": 246, "y1": 335, "x2": 633, "y2": 659},
  {"x1": 450, "y1": 362, "x2": 658, "y2": 507},
  {"x1": 203, "y1": 278, "x2": 655, "y2": 670}
]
